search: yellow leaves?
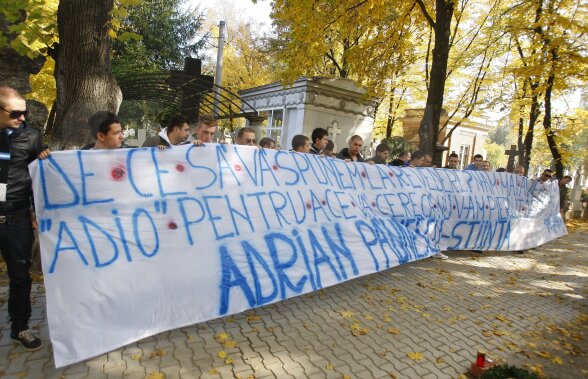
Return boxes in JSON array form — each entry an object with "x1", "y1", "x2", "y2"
[
  {"x1": 552, "y1": 356, "x2": 563, "y2": 365},
  {"x1": 224, "y1": 340, "x2": 237, "y2": 349},
  {"x1": 527, "y1": 342, "x2": 537, "y2": 349},
  {"x1": 503, "y1": 341, "x2": 519, "y2": 351},
  {"x1": 341, "y1": 311, "x2": 355, "y2": 318},
  {"x1": 208, "y1": 368, "x2": 218, "y2": 375},
  {"x1": 247, "y1": 315, "x2": 261, "y2": 322},
  {"x1": 131, "y1": 354, "x2": 142, "y2": 361},
  {"x1": 383, "y1": 316, "x2": 392, "y2": 322},
  {"x1": 16, "y1": 372, "x2": 27, "y2": 379},
  {"x1": 225, "y1": 357, "x2": 234, "y2": 365},
  {"x1": 146, "y1": 372, "x2": 165, "y2": 379},
  {"x1": 494, "y1": 314, "x2": 509, "y2": 323},
  {"x1": 407, "y1": 351, "x2": 423, "y2": 361},
  {"x1": 363, "y1": 314, "x2": 374, "y2": 320},
  {"x1": 149, "y1": 350, "x2": 166, "y2": 359},
  {"x1": 350, "y1": 321, "x2": 369, "y2": 336},
  {"x1": 325, "y1": 363, "x2": 334, "y2": 370},
  {"x1": 524, "y1": 364, "x2": 544, "y2": 377},
  {"x1": 535, "y1": 351, "x2": 552, "y2": 359},
  {"x1": 217, "y1": 351, "x2": 227, "y2": 359},
  {"x1": 422, "y1": 313, "x2": 431, "y2": 319},
  {"x1": 215, "y1": 333, "x2": 229, "y2": 342},
  {"x1": 482, "y1": 331, "x2": 492, "y2": 337},
  {"x1": 387, "y1": 327, "x2": 400, "y2": 335}
]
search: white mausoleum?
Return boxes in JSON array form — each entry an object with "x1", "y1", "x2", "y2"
[{"x1": 239, "y1": 77, "x2": 377, "y2": 153}]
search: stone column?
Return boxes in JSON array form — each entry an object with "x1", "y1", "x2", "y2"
[
  {"x1": 245, "y1": 115, "x2": 267, "y2": 139},
  {"x1": 570, "y1": 167, "x2": 584, "y2": 219}
]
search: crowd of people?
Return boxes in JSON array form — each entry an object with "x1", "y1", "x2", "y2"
[{"x1": 0, "y1": 85, "x2": 574, "y2": 353}]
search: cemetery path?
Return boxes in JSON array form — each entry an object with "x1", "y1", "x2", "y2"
[{"x1": 1, "y1": 222, "x2": 587, "y2": 379}]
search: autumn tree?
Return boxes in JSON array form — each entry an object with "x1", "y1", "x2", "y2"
[
  {"x1": 269, "y1": 0, "x2": 420, "y2": 97},
  {"x1": 503, "y1": 0, "x2": 587, "y2": 178}
]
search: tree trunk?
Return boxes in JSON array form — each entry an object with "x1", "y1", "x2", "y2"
[
  {"x1": 522, "y1": 91, "x2": 540, "y2": 175},
  {"x1": 385, "y1": 87, "x2": 396, "y2": 138},
  {"x1": 418, "y1": 0, "x2": 454, "y2": 164},
  {"x1": 53, "y1": 0, "x2": 122, "y2": 148},
  {"x1": 543, "y1": 70, "x2": 563, "y2": 179}
]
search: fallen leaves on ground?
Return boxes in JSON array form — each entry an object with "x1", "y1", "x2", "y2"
[
  {"x1": 552, "y1": 356, "x2": 563, "y2": 365},
  {"x1": 387, "y1": 327, "x2": 400, "y2": 334},
  {"x1": 407, "y1": 351, "x2": 423, "y2": 361},
  {"x1": 495, "y1": 314, "x2": 509, "y2": 323},
  {"x1": 341, "y1": 311, "x2": 355, "y2": 318},
  {"x1": 149, "y1": 349, "x2": 166, "y2": 359},
  {"x1": 146, "y1": 372, "x2": 165, "y2": 379},
  {"x1": 326, "y1": 363, "x2": 334, "y2": 370},
  {"x1": 535, "y1": 351, "x2": 552, "y2": 359},
  {"x1": 217, "y1": 351, "x2": 227, "y2": 359}
]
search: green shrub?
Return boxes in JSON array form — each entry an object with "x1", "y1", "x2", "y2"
[{"x1": 480, "y1": 364, "x2": 540, "y2": 379}]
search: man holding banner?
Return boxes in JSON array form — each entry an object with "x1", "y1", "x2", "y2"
[
  {"x1": 88, "y1": 111, "x2": 125, "y2": 150},
  {"x1": 0, "y1": 85, "x2": 49, "y2": 351}
]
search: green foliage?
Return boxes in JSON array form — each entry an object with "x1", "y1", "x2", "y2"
[
  {"x1": 381, "y1": 136, "x2": 414, "y2": 159},
  {"x1": 485, "y1": 141, "x2": 508, "y2": 170},
  {"x1": 110, "y1": 0, "x2": 209, "y2": 136},
  {"x1": 0, "y1": 0, "x2": 59, "y2": 58},
  {"x1": 480, "y1": 364, "x2": 540, "y2": 379},
  {"x1": 111, "y1": 0, "x2": 208, "y2": 72},
  {"x1": 487, "y1": 125, "x2": 511, "y2": 146}
]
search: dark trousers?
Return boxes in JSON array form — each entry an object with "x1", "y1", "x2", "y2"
[{"x1": 0, "y1": 209, "x2": 33, "y2": 333}]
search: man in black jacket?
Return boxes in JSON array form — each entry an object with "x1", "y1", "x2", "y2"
[
  {"x1": 142, "y1": 114, "x2": 190, "y2": 148},
  {"x1": 0, "y1": 85, "x2": 49, "y2": 351},
  {"x1": 336, "y1": 135, "x2": 364, "y2": 162}
]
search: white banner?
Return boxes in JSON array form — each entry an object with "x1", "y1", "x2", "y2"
[{"x1": 29, "y1": 145, "x2": 566, "y2": 367}]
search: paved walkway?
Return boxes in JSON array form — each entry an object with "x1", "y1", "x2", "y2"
[{"x1": 1, "y1": 226, "x2": 587, "y2": 379}]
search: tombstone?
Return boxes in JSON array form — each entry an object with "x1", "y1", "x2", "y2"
[
  {"x1": 327, "y1": 120, "x2": 342, "y2": 150},
  {"x1": 505, "y1": 144, "x2": 518, "y2": 172},
  {"x1": 570, "y1": 168, "x2": 584, "y2": 219}
]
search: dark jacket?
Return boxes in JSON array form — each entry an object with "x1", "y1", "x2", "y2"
[
  {"x1": 309, "y1": 144, "x2": 321, "y2": 155},
  {"x1": 336, "y1": 148, "x2": 364, "y2": 162},
  {"x1": 142, "y1": 135, "x2": 171, "y2": 148},
  {"x1": 3, "y1": 124, "x2": 45, "y2": 208},
  {"x1": 367, "y1": 156, "x2": 387, "y2": 165}
]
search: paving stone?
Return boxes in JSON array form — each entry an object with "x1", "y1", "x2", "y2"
[{"x1": 1, "y1": 230, "x2": 586, "y2": 378}]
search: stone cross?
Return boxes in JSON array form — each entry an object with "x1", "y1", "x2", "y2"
[
  {"x1": 327, "y1": 120, "x2": 342, "y2": 150},
  {"x1": 505, "y1": 144, "x2": 518, "y2": 172}
]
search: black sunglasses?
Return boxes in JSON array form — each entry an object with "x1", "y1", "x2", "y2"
[{"x1": 0, "y1": 106, "x2": 28, "y2": 119}]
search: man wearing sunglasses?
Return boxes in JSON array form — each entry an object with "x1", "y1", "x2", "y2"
[
  {"x1": 235, "y1": 127, "x2": 257, "y2": 146},
  {"x1": 0, "y1": 85, "x2": 49, "y2": 351}
]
